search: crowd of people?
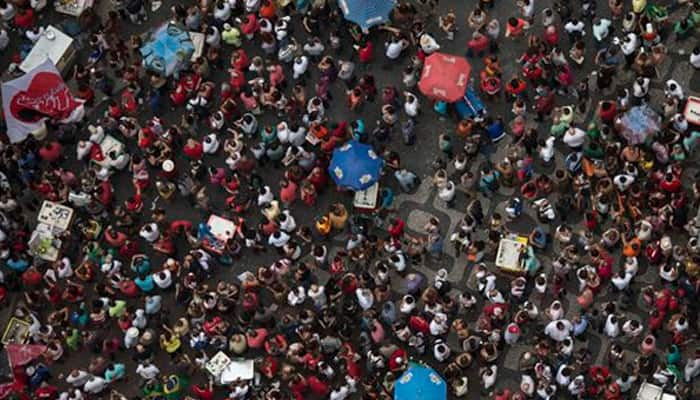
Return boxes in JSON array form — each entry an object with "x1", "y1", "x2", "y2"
[{"x1": 0, "y1": 0, "x2": 700, "y2": 399}]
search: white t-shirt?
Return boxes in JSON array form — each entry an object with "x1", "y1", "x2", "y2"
[
  {"x1": 83, "y1": 377, "x2": 107, "y2": 394},
  {"x1": 592, "y1": 19, "x2": 612, "y2": 41},
  {"x1": 544, "y1": 320, "x2": 573, "y2": 341},
  {"x1": 303, "y1": 41, "x2": 325, "y2": 56},
  {"x1": 356, "y1": 289, "x2": 374, "y2": 310},
  {"x1": 690, "y1": 52, "x2": 700, "y2": 69},
  {"x1": 65, "y1": 370, "x2": 90, "y2": 387},
  {"x1": 268, "y1": 231, "x2": 290, "y2": 247},
  {"x1": 205, "y1": 27, "x2": 221, "y2": 48},
  {"x1": 213, "y1": 3, "x2": 231, "y2": 21},
  {"x1": 136, "y1": 363, "x2": 160, "y2": 380},
  {"x1": 385, "y1": 41, "x2": 404, "y2": 59},
  {"x1": 153, "y1": 270, "x2": 172, "y2": 289},
  {"x1": 139, "y1": 223, "x2": 160, "y2": 242},
  {"x1": 404, "y1": 95, "x2": 419, "y2": 117},
  {"x1": 563, "y1": 127, "x2": 586, "y2": 148},
  {"x1": 564, "y1": 20, "x2": 585, "y2": 34},
  {"x1": 292, "y1": 56, "x2": 309, "y2": 79}
]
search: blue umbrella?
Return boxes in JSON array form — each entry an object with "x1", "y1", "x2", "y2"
[
  {"x1": 394, "y1": 363, "x2": 447, "y2": 400},
  {"x1": 140, "y1": 23, "x2": 195, "y2": 76},
  {"x1": 338, "y1": 0, "x2": 396, "y2": 30},
  {"x1": 329, "y1": 140, "x2": 384, "y2": 191}
]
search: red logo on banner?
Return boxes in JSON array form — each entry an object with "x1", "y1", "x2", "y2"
[{"x1": 9, "y1": 72, "x2": 80, "y2": 123}]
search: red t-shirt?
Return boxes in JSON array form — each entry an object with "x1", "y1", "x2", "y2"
[
  {"x1": 35, "y1": 385, "x2": 58, "y2": 400},
  {"x1": 308, "y1": 376, "x2": 329, "y2": 396},
  {"x1": 39, "y1": 142, "x2": 62, "y2": 163},
  {"x1": 468, "y1": 35, "x2": 489, "y2": 54},
  {"x1": 388, "y1": 219, "x2": 405, "y2": 239},
  {"x1": 14, "y1": 9, "x2": 35, "y2": 29},
  {"x1": 183, "y1": 141, "x2": 203, "y2": 159},
  {"x1": 192, "y1": 385, "x2": 214, "y2": 400},
  {"x1": 22, "y1": 269, "x2": 41, "y2": 287},
  {"x1": 359, "y1": 42, "x2": 373, "y2": 63}
]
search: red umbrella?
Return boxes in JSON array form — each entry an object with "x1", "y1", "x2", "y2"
[{"x1": 418, "y1": 52, "x2": 472, "y2": 102}]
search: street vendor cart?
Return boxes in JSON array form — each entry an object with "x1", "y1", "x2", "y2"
[
  {"x1": 200, "y1": 215, "x2": 237, "y2": 255},
  {"x1": 495, "y1": 234, "x2": 528, "y2": 274},
  {"x1": 54, "y1": 0, "x2": 94, "y2": 17},
  {"x1": 205, "y1": 351, "x2": 255, "y2": 386},
  {"x1": 684, "y1": 96, "x2": 700, "y2": 127},
  {"x1": 20, "y1": 26, "x2": 76, "y2": 74},
  {"x1": 455, "y1": 86, "x2": 486, "y2": 120},
  {"x1": 29, "y1": 201, "x2": 74, "y2": 262},
  {"x1": 636, "y1": 381, "x2": 677, "y2": 400},
  {"x1": 353, "y1": 182, "x2": 380, "y2": 213}
]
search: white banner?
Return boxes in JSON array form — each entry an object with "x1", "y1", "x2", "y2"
[{"x1": 1, "y1": 59, "x2": 83, "y2": 143}]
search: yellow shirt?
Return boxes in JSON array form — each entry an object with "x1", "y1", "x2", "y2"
[
  {"x1": 161, "y1": 335, "x2": 181, "y2": 353},
  {"x1": 316, "y1": 218, "x2": 331, "y2": 235}
]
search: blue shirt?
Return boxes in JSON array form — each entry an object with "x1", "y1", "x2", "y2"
[
  {"x1": 573, "y1": 318, "x2": 588, "y2": 336},
  {"x1": 487, "y1": 121, "x2": 505, "y2": 142},
  {"x1": 104, "y1": 363, "x2": 125, "y2": 382},
  {"x1": 135, "y1": 275, "x2": 155, "y2": 292},
  {"x1": 145, "y1": 295, "x2": 162, "y2": 314},
  {"x1": 433, "y1": 101, "x2": 448, "y2": 115},
  {"x1": 6, "y1": 257, "x2": 29, "y2": 272}
]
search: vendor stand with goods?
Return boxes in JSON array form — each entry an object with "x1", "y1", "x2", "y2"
[
  {"x1": 495, "y1": 233, "x2": 540, "y2": 276},
  {"x1": 636, "y1": 381, "x2": 677, "y2": 400},
  {"x1": 685, "y1": 96, "x2": 700, "y2": 126},
  {"x1": 19, "y1": 26, "x2": 77, "y2": 74},
  {"x1": 54, "y1": 0, "x2": 94, "y2": 17},
  {"x1": 205, "y1": 351, "x2": 255, "y2": 386},
  {"x1": 199, "y1": 215, "x2": 238, "y2": 255},
  {"x1": 29, "y1": 201, "x2": 74, "y2": 262}
]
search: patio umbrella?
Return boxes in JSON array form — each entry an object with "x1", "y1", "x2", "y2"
[
  {"x1": 337, "y1": 0, "x2": 396, "y2": 31},
  {"x1": 394, "y1": 363, "x2": 447, "y2": 400},
  {"x1": 140, "y1": 22, "x2": 195, "y2": 76},
  {"x1": 329, "y1": 140, "x2": 384, "y2": 191},
  {"x1": 418, "y1": 52, "x2": 472, "y2": 102},
  {"x1": 617, "y1": 105, "x2": 661, "y2": 145}
]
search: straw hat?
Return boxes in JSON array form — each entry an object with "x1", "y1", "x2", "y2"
[{"x1": 162, "y1": 159, "x2": 175, "y2": 172}]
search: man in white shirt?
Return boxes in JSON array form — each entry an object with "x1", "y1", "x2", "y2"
[
  {"x1": 544, "y1": 320, "x2": 573, "y2": 341},
  {"x1": 433, "y1": 340, "x2": 451, "y2": 362},
  {"x1": 83, "y1": 377, "x2": 107, "y2": 394},
  {"x1": 403, "y1": 91, "x2": 419, "y2": 117},
  {"x1": 136, "y1": 362, "x2": 160, "y2": 380},
  {"x1": 355, "y1": 288, "x2": 374, "y2": 310},
  {"x1": 620, "y1": 33, "x2": 640, "y2": 65},
  {"x1": 385, "y1": 38, "x2": 407, "y2": 60},
  {"x1": 691, "y1": 46, "x2": 700, "y2": 69},
  {"x1": 539, "y1": 136, "x2": 556, "y2": 165},
  {"x1": 562, "y1": 127, "x2": 586, "y2": 150},
  {"x1": 564, "y1": 18, "x2": 585, "y2": 43},
  {"x1": 139, "y1": 222, "x2": 160, "y2": 243},
  {"x1": 153, "y1": 270, "x2": 172, "y2": 289},
  {"x1": 205, "y1": 26, "x2": 221, "y2": 48},
  {"x1": 592, "y1": 18, "x2": 612, "y2": 45},
  {"x1": 632, "y1": 77, "x2": 650, "y2": 101},
  {"x1": 213, "y1": 1, "x2": 231, "y2": 22},
  {"x1": 665, "y1": 79, "x2": 684, "y2": 101},
  {"x1": 278, "y1": 210, "x2": 296, "y2": 233},
  {"x1": 292, "y1": 55, "x2": 309, "y2": 80},
  {"x1": 268, "y1": 231, "x2": 290, "y2": 248},
  {"x1": 65, "y1": 370, "x2": 90, "y2": 387},
  {"x1": 303, "y1": 37, "x2": 324, "y2": 59},
  {"x1": 438, "y1": 181, "x2": 456, "y2": 207}
]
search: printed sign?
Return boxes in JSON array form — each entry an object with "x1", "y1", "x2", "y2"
[{"x1": 37, "y1": 201, "x2": 74, "y2": 232}]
